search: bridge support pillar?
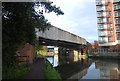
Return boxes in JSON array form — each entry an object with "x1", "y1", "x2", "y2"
[
  {"x1": 81, "y1": 49, "x2": 84, "y2": 55},
  {"x1": 83, "y1": 47, "x2": 88, "y2": 55}
]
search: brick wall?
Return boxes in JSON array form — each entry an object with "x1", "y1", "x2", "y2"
[{"x1": 17, "y1": 43, "x2": 36, "y2": 64}]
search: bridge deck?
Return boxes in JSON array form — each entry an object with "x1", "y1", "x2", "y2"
[{"x1": 36, "y1": 26, "x2": 86, "y2": 45}]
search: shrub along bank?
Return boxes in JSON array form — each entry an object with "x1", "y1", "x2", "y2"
[
  {"x1": 44, "y1": 61, "x2": 62, "y2": 81},
  {"x1": 2, "y1": 63, "x2": 31, "y2": 79}
]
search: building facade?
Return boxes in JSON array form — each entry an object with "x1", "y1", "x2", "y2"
[{"x1": 96, "y1": 0, "x2": 120, "y2": 49}]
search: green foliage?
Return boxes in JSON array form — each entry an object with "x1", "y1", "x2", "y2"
[
  {"x1": 2, "y1": 2, "x2": 64, "y2": 68},
  {"x1": 58, "y1": 47, "x2": 67, "y2": 55},
  {"x1": 2, "y1": 63, "x2": 31, "y2": 79},
  {"x1": 40, "y1": 2, "x2": 64, "y2": 15},
  {"x1": 44, "y1": 61, "x2": 62, "y2": 81},
  {"x1": 35, "y1": 44, "x2": 43, "y2": 51}
]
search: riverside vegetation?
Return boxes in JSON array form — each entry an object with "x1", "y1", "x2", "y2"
[{"x1": 2, "y1": 2, "x2": 63, "y2": 79}]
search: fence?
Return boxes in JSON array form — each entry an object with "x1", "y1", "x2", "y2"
[
  {"x1": 88, "y1": 48, "x2": 120, "y2": 57},
  {"x1": 89, "y1": 48, "x2": 120, "y2": 54},
  {"x1": 16, "y1": 56, "x2": 29, "y2": 64}
]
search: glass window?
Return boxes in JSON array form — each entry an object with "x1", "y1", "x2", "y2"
[
  {"x1": 115, "y1": 12, "x2": 118, "y2": 17},
  {"x1": 105, "y1": 6, "x2": 108, "y2": 10},
  {"x1": 107, "y1": 18, "x2": 110, "y2": 22},
  {"x1": 108, "y1": 37, "x2": 111, "y2": 42},
  {"x1": 110, "y1": 31, "x2": 113, "y2": 35},
  {"x1": 116, "y1": 18, "x2": 120, "y2": 24},
  {"x1": 110, "y1": 24, "x2": 113, "y2": 28},
  {"x1": 109, "y1": 11, "x2": 112, "y2": 16},
  {"x1": 117, "y1": 34, "x2": 120, "y2": 40}
]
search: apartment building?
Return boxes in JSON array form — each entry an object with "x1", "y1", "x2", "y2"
[{"x1": 96, "y1": 0, "x2": 120, "y2": 49}]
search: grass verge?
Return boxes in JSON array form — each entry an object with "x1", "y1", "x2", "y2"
[
  {"x1": 2, "y1": 63, "x2": 31, "y2": 79},
  {"x1": 44, "y1": 61, "x2": 62, "y2": 81},
  {"x1": 78, "y1": 55, "x2": 88, "y2": 59}
]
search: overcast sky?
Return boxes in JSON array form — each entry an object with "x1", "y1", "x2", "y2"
[{"x1": 44, "y1": 0, "x2": 98, "y2": 43}]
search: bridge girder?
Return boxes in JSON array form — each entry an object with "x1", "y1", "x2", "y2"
[{"x1": 38, "y1": 37, "x2": 86, "y2": 50}]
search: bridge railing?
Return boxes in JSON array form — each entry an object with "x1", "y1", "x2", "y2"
[{"x1": 89, "y1": 48, "x2": 120, "y2": 54}]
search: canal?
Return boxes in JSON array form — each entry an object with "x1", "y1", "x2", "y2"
[{"x1": 46, "y1": 55, "x2": 120, "y2": 81}]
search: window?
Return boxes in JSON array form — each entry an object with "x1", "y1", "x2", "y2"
[
  {"x1": 115, "y1": 12, "x2": 118, "y2": 17},
  {"x1": 116, "y1": 18, "x2": 120, "y2": 24},
  {"x1": 117, "y1": 34, "x2": 120, "y2": 40},
  {"x1": 107, "y1": 18, "x2": 110, "y2": 22},
  {"x1": 114, "y1": 5, "x2": 117, "y2": 9},
  {"x1": 97, "y1": 12, "x2": 103, "y2": 17},
  {"x1": 108, "y1": 11, "x2": 112, "y2": 16},
  {"x1": 105, "y1": 6, "x2": 108, "y2": 10},
  {"x1": 110, "y1": 24, "x2": 113, "y2": 28},
  {"x1": 108, "y1": 37, "x2": 111, "y2": 42},
  {"x1": 98, "y1": 37, "x2": 108, "y2": 43},
  {"x1": 98, "y1": 31, "x2": 107, "y2": 36},
  {"x1": 110, "y1": 31, "x2": 113, "y2": 35},
  {"x1": 98, "y1": 19, "x2": 103, "y2": 23}
]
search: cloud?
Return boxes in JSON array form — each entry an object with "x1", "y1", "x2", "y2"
[{"x1": 44, "y1": 0, "x2": 98, "y2": 43}]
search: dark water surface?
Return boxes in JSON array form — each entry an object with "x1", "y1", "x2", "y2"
[{"x1": 46, "y1": 55, "x2": 120, "y2": 81}]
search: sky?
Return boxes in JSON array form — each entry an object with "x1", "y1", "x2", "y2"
[{"x1": 44, "y1": 0, "x2": 98, "y2": 43}]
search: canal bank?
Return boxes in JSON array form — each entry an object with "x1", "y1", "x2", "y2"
[{"x1": 44, "y1": 60, "x2": 62, "y2": 80}]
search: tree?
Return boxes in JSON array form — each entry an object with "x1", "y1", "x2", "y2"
[{"x1": 2, "y1": 2, "x2": 64, "y2": 67}]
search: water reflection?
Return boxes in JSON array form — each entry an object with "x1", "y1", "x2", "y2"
[
  {"x1": 94, "y1": 60, "x2": 119, "y2": 79},
  {"x1": 46, "y1": 55, "x2": 58, "y2": 67},
  {"x1": 46, "y1": 54, "x2": 120, "y2": 81}
]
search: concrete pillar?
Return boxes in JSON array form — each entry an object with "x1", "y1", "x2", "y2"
[
  {"x1": 68, "y1": 49, "x2": 74, "y2": 61},
  {"x1": 81, "y1": 49, "x2": 83, "y2": 55}
]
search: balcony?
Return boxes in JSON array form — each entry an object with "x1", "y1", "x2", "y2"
[
  {"x1": 97, "y1": 20, "x2": 104, "y2": 24},
  {"x1": 98, "y1": 20, "x2": 111, "y2": 24},
  {"x1": 116, "y1": 27, "x2": 120, "y2": 32},
  {"x1": 113, "y1": 1, "x2": 120, "y2": 4},
  {"x1": 108, "y1": 34, "x2": 113, "y2": 37},
  {"x1": 96, "y1": 7, "x2": 105, "y2": 12},
  {"x1": 98, "y1": 25, "x2": 107, "y2": 30},
  {"x1": 99, "y1": 40, "x2": 108, "y2": 44},
  {"x1": 115, "y1": 13, "x2": 120, "y2": 18},
  {"x1": 97, "y1": 14, "x2": 104, "y2": 18},
  {"x1": 98, "y1": 33, "x2": 107, "y2": 37},
  {"x1": 96, "y1": 2, "x2": 103, "y2": 6},
  {"x1": 114, "y1": 5, "x2": 120, "y2": 11},
  {"x1": 105, "y1": 2, "x2": 110, "y2": 6},
  {"x1": 96, "y1": 8, "x2": 104, "y2": 12},
  {"x1": 116, "y1": 21, "x2": 120, "y2": 25}
]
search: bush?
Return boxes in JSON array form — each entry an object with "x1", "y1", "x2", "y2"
[
  {"x1": 2, "y1": 63, "x2": 31, "y2": 79},
  {"x1": 44, "y1": 61, "x2": 62, "y2": 81}
]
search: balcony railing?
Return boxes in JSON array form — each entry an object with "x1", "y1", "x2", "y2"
[
  {"x1": 98, "y1": 26, "x2": 107, "y2": 30},
  {"x1": 96, "y1": 7, "x2": 106, "y2": 12},
  {"x1": 97, "y1": 20, "x2": 103, "y2": 23},
  {"x1": 96, "y1": 8, "x2": 103, "y2": 11},
  {"x1": 114, "y1": 5, "x2": 120, "y2": 10},
  {"x1": 97, "y1": 14, "x2": 104, "y2": 17},
  {"x1": 97, "y1": 13, "x2": 107, "y2": 17},
  {"x1": 99, "y1": 40, "x2": 108, "y2": 44},
  {"x1": 116, "y1": 27, "x2": 120, "y2": 32},
  {"x1": 115, "y1": 13, "x2": 120, "y2": 17},
  {"x1": 98, "y1": 20, "x2": 110, "y2": 24},
  {"x1": 113, "y1": 1, "x2": 120, "y2": 4},
  {"x1": 98, "y1": 33, "x2": 107, "y2": 36},
  {"x1": 96, "y1": 2, "x2": 103, "y2": 6},
  {"x1": 116, "y1": 21, "x2": 120, "y2": 24}
]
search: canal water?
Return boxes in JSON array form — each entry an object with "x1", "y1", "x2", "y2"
[{"x1": 46, "y1": 55, "x2": 120, "y2": 81}]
